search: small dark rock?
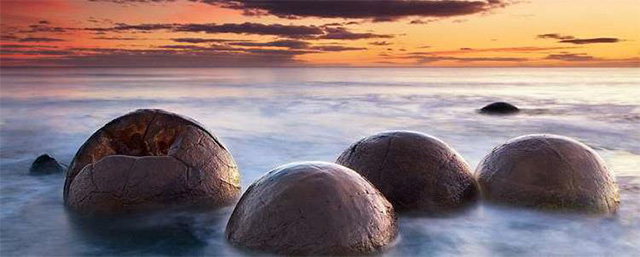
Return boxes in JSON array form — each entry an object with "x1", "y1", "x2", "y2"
[
  {"x1": 30, "y1": 154, "x2": 64, "y2": 175},
  {"x1": 226, "y1": 162, "x2": 397, "y2": 256},
  {"x1": 480, "y1": 102, "x2": 520, "y2": 114},
  {"x1": 336, "y1": 131, "x2": 478, "y2": 213},
  {"x1": 475, "y1": 134, "x2": 619, "y2": 214}
]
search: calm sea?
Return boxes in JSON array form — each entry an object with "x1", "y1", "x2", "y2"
[{"x1": 1, "y1": 67, "x2": 639, "y2": 256}]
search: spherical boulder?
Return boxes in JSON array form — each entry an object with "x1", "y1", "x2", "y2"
[
  {"x1": 226, "y1": 162, "x2": 397, "y2": 256},
  {"x1": 479, "y1": 102, "x2": 519, "y2": 114},
  {"x1": 30, "y1": 154, "x2": 65, "y2": 175},
  {"x1": 475, "y1": 134, "x2": 619, "y2": 213},
  {"x1": 64, "y1": 109, "x2": 240, "y2": 215},
  {"x1": 336, "y1": 131, "x2": 478, "y2": 213}
]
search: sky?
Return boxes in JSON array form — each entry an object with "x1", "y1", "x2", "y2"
[{"x1": 0, "y1": 0, "x2": 639, "y2": 67}]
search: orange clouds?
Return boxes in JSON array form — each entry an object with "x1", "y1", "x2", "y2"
[{"x1": 0, "y1": 0, "x2": 638, "y2": 67}]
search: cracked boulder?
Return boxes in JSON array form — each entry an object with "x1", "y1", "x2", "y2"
[
  {"x1": 65, "y1": 109, "x2": 240, "y2": 215},
  {"x1": 476, "y1": 134, "x2": 619, "y2": 213},
  {"x1": 336, "y1": 131, "x2": 478, "y2": 213},
  {"x1": 226, "y1": 162, "x2": 397, "y2": 256}
]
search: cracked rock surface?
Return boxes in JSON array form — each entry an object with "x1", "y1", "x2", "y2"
[
  {"x1": 226, "y1": 162, "x2": 397, "y2": 256},
  {"x1": 336, "y1": 131, "x2": 478, "y2": 213},
  {"x1": 475, "y1": 134, "x2": 619, "y2": 214},
  {"x1": 65, "y1": 109, "x2": 240, "y2": 215}
]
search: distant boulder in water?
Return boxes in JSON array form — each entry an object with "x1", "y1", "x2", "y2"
[
  {"x1": 480, "y1": 102, "x2": 520, "y2": 114},
  {"x1": 30, "y1": 154, "x2": 65, "y2": 175}
]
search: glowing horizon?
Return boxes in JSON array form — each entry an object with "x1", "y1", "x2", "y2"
[{"x1": 1, "y1": 0, "x2": 638, "y2": 67}]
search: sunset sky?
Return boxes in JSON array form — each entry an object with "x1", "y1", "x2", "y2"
[{"x1": 1, "y1": 0, "x2": 638, "y2": 67}]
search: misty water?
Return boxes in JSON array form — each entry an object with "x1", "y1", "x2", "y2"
[{"x1": 1, "y1": 68, "x2": 639, "y2": 256}]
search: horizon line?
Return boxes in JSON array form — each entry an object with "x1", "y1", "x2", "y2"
[{"x1": 1, "y1": 65, "x2": 639, "y2": 69}]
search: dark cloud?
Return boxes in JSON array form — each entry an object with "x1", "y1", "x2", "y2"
[
  {"x1": 537, "y1": 34, "x2": 621, "y2": 45},
  {"x1": 536, "y1": 33, "x2": 574, "y2": 40},
  {"x1": 174, "y1": 22, "x2": 324, "y2": 37},
  {"x1": 0, "y1": 44, "x2": 58, "y2": 49},
  {"x1": 230, "y1": 40, "x2": 311, "y2": 49},
  {"x1": 38, "y1": 20, "x2": 50, "y2": 24},
  {"x1": 21, "y1": 24, "x2": 67, "y2": 33},
  {"x1": 242, "y1": 48, "x2": 315, "y2": 55},
  {"x1": 369, "y1": 41, "x2": 393, "y2": 46},
  {"x1": 165, "y1": 39, "x2": 365, "y2": 53},
  {"x1": 321, "y1": 23, "x2": 344, "y2": 27},
  {"x1": 86, "y1": 22, "x2": 325, "y2": 38},
  {"x1": 87, "y1": 17, "x2": 115, "y2": 24},
  {"x1": 372, "y1": 17, "x2": 396, "y2": 23},
  {"x1": 0, "y1": 34, "x2": 20, "y2": 41},
  {"x1": 18, "y1": 37, "x2": 65, "y2": 42},
  {"x1": 201, "y1": 0, "x2": 510, "y2": 21},
  {"x1": 321, "y1": 21, "x2": 361, "y2": 27},
  {"x1": 415, "y1": 55, "x2": 527, "y2": 63},
  {"x1": 171, "y1": 38, "x2": 245, "y2": 43},
  {"x1": 0, "y1": 49, "x2": 73, "y2": 55},
  {"x1": 544, "y1": 53, "x2": 596, "y2": 61},
  {"x1": 409, "y1": 19, "x2": 439, "y2": 24},
  {"x1": 409, "y1": 46, "x2": 573, "y2": 55},
  {"x1": 318, "y1": 27, "x2": 393, "y2": 40},
  {"x1": 83, "y1": 22, "x2": 392, "y2": 40},
  {"x1": 159, "y1": 44, "x2": 238, "y2": 51},
  {"x1": 310, "y1": 45, "x2": 366, "y2": 52},
  {"x1": 11, "y1": 47, "x2": 304, "y2": 67},
  {"x1": 110, "y1": 23, "x2": 175, "y2": 31},
  {"x1": 92, "y1": 36, "x2": 140, "y2": 40},
  {"x1": 93, "y1": 0, "x2": 511, "y2": 21},
  {"x1": 559, "y1": 38, "x2": 620, "y2": 45}
]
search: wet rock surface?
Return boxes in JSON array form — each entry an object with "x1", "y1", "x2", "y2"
[
  {"x1": 30, "y1": 154, "x2": 65, "y2": 175},
  {"x1": 64, "y1": 109, "x2": 240, "y2": 215},
  {"x1": 336, "y1": 131, "x2": 478, "y2": 213},
  {"x1": 226, "y1": 162, "x2": 397, "y2": 256},
  {"x1": 475, "y1": 134, "x2": 619, "y2": 213},
  {"x1": 480, "y1": 102, "x2": 520, "y2": 114}
]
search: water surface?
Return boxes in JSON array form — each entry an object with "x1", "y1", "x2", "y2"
[{"x1": 1, "y1": 68, "x2": 639, "y2": 256}]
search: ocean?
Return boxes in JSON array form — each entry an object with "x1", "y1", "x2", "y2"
[{"x1": 1, "y1": 67, "x2": 639, "y2": 256}]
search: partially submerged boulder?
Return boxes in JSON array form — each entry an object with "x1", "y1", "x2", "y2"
[
  {"x1": 336, "y1": 131, "x2": 478, "y2": 213},
  {"x1": 475, "y1": 134, "x2": 619, "y2": 213},
  {"x1": 64, "y1": 109, "x2": 240, "y2": 215},
  {"x1": 30, "y1": 154, "x2": 65, "y2": 175},
  {"x1": 480, "y1": 102, "x2": 519, "y2": 114},
  {"x1": 226, "y1": 162, "x2": 397, "y2": 256}
]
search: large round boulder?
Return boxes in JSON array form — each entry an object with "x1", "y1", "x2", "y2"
[
  {"x1": 336, "y1": 131, "x2": 478, "y2": 213},
  {"x1": 226, "y1": 162, "x2": 397, "y2": 256},
  {"x1": 475, "y1": 134, "x2": 619, "y2": 213},
  {"x1": 64, "y1": 109, "x2": 240, "y2": 215}
]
